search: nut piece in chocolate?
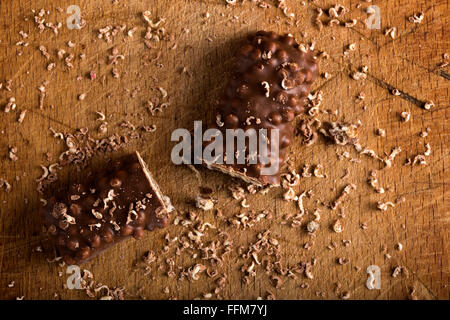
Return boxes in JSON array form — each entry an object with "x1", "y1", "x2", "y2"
[
  {"x1": 205, "y1": 31, "x2": 318, "y2": 186},
  {"x1": 42, "y1": 151, "x2": 174, "y2": 264}
]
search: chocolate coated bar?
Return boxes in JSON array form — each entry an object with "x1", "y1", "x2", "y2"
[
  {"x1": 206, "y1": 31, "x2": 318, "y2": 186},
  {"x1": 43, "y1": 151, "x2": 174, "y2": 264}
]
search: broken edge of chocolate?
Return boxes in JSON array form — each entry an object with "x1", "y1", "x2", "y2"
[
  {"x1": 205, "y1": 162, "x2": 265, "y2": 187},
  {"x1": 205, "y1": 31, "x2": 318, "y2": 186},
  {"x1": 42, "y1": 151, "x2": 174, "y2": 264},
  {"x1": 135, "y1": 151, "x2": 175, "y2": 215}
]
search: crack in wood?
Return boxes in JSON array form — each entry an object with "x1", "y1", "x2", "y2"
[
  {"x1": 321, "y1": 55, "x2": 430, "y2": 109},
  {"x1": 398, "y1": 55, "x2": 450, "y2": 82},
  {"x1": 27, "y1": 109, "x2": 75, "y2": 131},
  {"x1": 365, "y1": 73, "x2": 425, "y2": 107},
  {"x1": 438, "y1": 70, "x2": 450, "y2": 81}
]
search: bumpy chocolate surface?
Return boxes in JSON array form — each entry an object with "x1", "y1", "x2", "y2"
[
  {"x1": 207, "y1": 31, "x2": 318, "y2": 185},
  {"x1": 42, "y1": 151, "x2": 174, "y2": 264}
]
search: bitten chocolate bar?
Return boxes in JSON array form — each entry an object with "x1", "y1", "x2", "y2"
[
  {"x1": 42, "y1": 151, "x2": 174, "y2": 264},
  {"x1": 206, "y1": 31, "x2": 318, "y2": 186}
]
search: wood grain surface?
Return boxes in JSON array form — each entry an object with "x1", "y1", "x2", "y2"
[{"x1": 0, "y1": 0, "x2": 448, "y2": 300}]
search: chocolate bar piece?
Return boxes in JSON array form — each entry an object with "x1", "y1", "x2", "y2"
[
  {"x1": 42, "y1": 151, "x2": 174, "y2": 264},
  {"x1": 206, "y1": 31, "x2": 318, "y2": 186}
]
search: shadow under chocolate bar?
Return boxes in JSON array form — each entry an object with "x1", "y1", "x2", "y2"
[
  {"x1": 205, "y1": 31, "x2": 318, "y2": 186},
  {"x1": 42, "y1": 151, "x2": 174, "y2": 265}
]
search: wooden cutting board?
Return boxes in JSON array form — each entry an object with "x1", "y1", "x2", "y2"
[{"x1": 0, "y1": 0, "x2": 448, "y2": 300}]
